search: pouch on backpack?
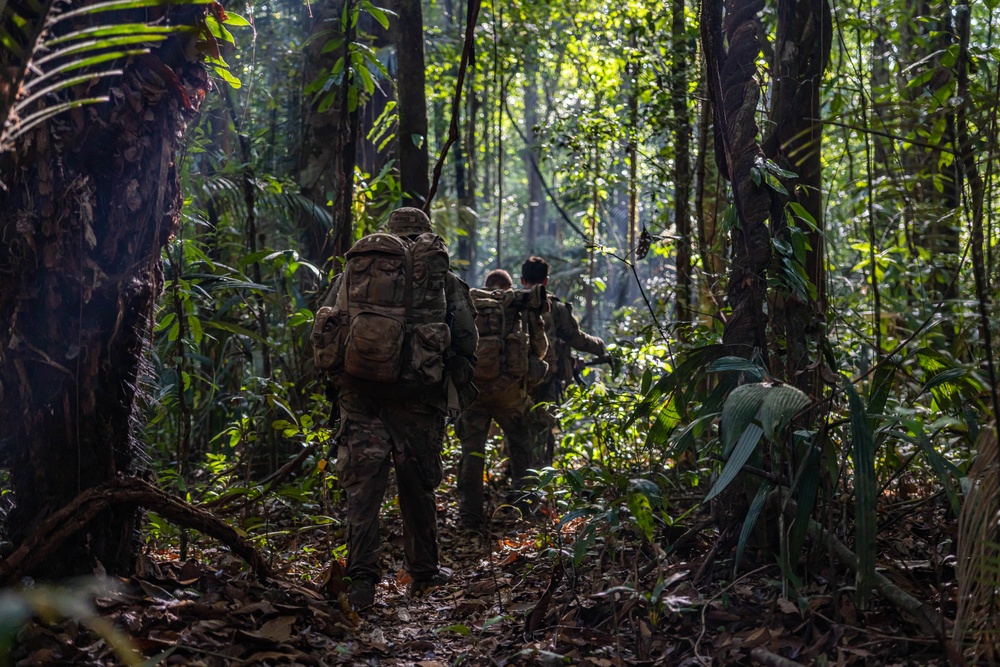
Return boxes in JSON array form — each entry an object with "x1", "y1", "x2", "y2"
[
  {"x1": 312, "y1": 306, "x2": 346, "y2": 371},
  {"x1": 409, "y1": 322, "x2": 451, "y2": 385},
  {"x1": 344, "y1": 312, "x2": 405, "y2": 383},
  {"x1": 474, "y1": 336, "x2": 504, "y2": 382},
  {"x1": 503, "y1": 331, "x2": 529, "y2": 378}
]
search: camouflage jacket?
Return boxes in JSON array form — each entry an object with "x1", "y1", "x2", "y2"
[{"x1": 541, "y1": 295, "x2": 606, "y2": 387}]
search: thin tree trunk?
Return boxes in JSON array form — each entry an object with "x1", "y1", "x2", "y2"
[
  {"x1": 392, "y1": 0, "x2": 430, "y2": 207},
  {"x1": 672, "y1": 0, "x2": 693, "y2": 335},
  {"x1": 524, "y1": 56, "x2": 543, "y2": 255},
  {"x1": 694, "y1": 92, "x2": 726, "y2": 328},
  {"x1": 0, "y1": 6, "x2": 208, "y2": 578}
]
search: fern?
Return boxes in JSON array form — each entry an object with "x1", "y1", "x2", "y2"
[{"x1": 0, "y1": 0, "x2": 208, "y2": 153}]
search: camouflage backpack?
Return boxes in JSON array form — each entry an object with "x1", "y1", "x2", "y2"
[
  {"x1": 469, "y1": 288, "x2": 530, "y2": 386},
  {"x1": 312, "y1": 232, "x2": 452, "y2": 388}
]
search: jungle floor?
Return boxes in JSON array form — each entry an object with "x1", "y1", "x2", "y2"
[{"x1": 7, "y1": 458, "x2": 954, "y2": 666}]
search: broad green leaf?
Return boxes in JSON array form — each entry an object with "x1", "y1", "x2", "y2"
[
  {"x1": 720, "y1": 383, "x2": 770, "y2": 455},
  {"x1": 736, "y1": 481, "x2": 772, "y2": 570},
  {"x1": 435, "y1": 624, "x2": 472, "y2": 636},
  {"x1": 627, "y1": 492, "x2": 655, "y2": 543},
  {"x1": 757, "y1": 385, "x2": 810, "y2": 442},
  {"x1": 223, "y1": 12, "x2": 251, "y2": 27},
  {"x1": 204, "y1": 320, "x2": 267, "y2": 345},
  {"x1": 187, "y1": 315, "x2": 203, "y2": 344},
  {"x1": 707, "y1": 356, "x2": 765, "y2": 380},
  {"x1": 919, "y1": 367, "x2": 969, "y2": 396},
  {"x1": 843, "y1": 378, "x2": 876, "y2": 610},
  {"x1": 704, "y1": 423, "x2": 763, "y2": 503}
]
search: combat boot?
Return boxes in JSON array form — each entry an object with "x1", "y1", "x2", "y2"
[{"x1": 408, "y1": 566, "x2": 453, "y2": 597}]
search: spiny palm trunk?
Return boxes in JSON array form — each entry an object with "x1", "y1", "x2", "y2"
[{"x1": 0, "y1": 14, "x2": 206, "y2": 578}]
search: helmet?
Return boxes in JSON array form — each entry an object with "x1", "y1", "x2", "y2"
[{"x1": 387, "y1": 207, "x2": 431, "y2": 236}]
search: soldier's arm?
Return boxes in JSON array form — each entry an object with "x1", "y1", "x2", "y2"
[
  {"x1": 526, "y1": 308, "x2": 548, "y2": 359},
  {"x1": 556, "y1": 301, "x2": 607, "y2": 357}
]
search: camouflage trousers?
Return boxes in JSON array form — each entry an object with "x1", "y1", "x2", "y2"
[
  {"x1": 455, "y1": 386, "x2": 538, "y2": 528},
  {"x1": 528, "y1": 379, "x2": 562, "y2": 469},
  {"x1": 336, "y1": 391, "x2": 446, "y2": 586}
]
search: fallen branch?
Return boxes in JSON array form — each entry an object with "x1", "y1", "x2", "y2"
[
  {"x1": 783, "y1": 502, "x2": 942, "y2": 639},
  {"x1": 0, "y1": 477, "x2": 273, "y2": 584}
]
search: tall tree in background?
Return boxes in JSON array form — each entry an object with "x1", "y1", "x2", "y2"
[
  {"x1": 0, "y1": 2, "x2": 207, "y2": 577},
  {"x1": 392, "y1": 0, "x2": 430, "y2": 206}
]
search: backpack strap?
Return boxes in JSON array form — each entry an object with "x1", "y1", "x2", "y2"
[{"x1": 401, "y1": 236, "x2": 414, "y2": 326}]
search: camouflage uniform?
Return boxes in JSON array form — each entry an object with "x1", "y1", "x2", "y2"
[
  {"x1": 529, "y1": 295, "x2": 606, "y2": 467},
  {"x1": 323, "y1": 208, "x2": 478, "y2": 595},
  {"x1": 456, "y1": 294, "x2": 547, "y2": 530}
]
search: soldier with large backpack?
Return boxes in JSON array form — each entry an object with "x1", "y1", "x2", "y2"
[
  {"x1": 311, "y1": 207, "x2": 478, "y2": 611},
  {"x1": 456, "y1": 268, "x2": 548, "y2": 533},
  {"x1": 520, "y1": 256, "x2": 609, "y2": 469}
]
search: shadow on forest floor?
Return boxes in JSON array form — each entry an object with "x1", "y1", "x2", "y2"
[{"x1": 5, "y1": 462, "x2": 952, "y2": 666}]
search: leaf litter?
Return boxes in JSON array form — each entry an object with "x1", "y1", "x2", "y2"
[{"x1": 5, "y1": 466, "x2": 955, "y2": 665}]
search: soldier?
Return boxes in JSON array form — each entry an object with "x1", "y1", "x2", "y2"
[
  {"x1": 311, "y1": 207, "x2": 478, "y2": 611},
  {"x1": 520, "y1": 256, "x2": 608, "y2": 468},
  {"x1": 455, "y1": 268, "x2": 548, "y2": 532}
]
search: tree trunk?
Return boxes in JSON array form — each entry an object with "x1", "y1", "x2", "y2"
[
  {"x1": 694, "y1": 92, "x2": 727, "y2": 329},
  {"x1": 672, "y1": 0, "x2": 694, "y2": 335},
  {"x1": 702, "y1": 0, "x2": 772, "y2": 359},
  {"x1": 701, "y1": 0, "x2": 774, "y2": 556},
  {"x1": 762, "y1": 0, "x2": 832, "y2": 392},
  {"x1": 0, "y1": 5, "x2": 207, "y2": 578},
  {"x1": 392, "y1": 0, "x2": 430, "y2": 208},
  {"x1": 523, "y1": 56, "x2": 544, "y2": 256},
  {"x1": 298, "y1": 0, "x2": 355, "y2": 266},
  {"x1": 458, "y1": 58, "x2": 479, "y2": 285}
]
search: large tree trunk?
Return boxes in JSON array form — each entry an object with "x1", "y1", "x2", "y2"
[
  {"x1": 392, "y1": 0, "x2": 430, "y2": 207},
  {"x1": 762, "y1": 0, "x2": 832, "y2": 392},
  {"x1": 702, "y1": 0, "x2": 772, "y2": 359},
  {"x1": 299, "y1": 0, "x2": 360, "y2": 266},
  {"x1": 0, "y1": 4, "x2": 207, "y2": 578}
]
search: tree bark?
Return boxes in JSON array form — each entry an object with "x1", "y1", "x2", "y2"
[
  {"x1": 702, "y1": 0, "x2": 772, "y2": 359},
  {"x1": 672, "y1": 0, "x2": 694, "y2": 334},
  {"x1": 762, "y1": 0, "x2": 832, "y2": 392},
  {"x1": 523, "y1": 56, "x2": 544, "y2": 255},
  {"x1": 0, "y1": 3, "x2": 208, "y2": 578},
  {"x1": 392, "y1": 0, "x2": 430, "y2": 208}
]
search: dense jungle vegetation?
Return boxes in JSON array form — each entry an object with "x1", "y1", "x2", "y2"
[{"x1": 1, "y1": 0, "x2": 999, "y2": 663}]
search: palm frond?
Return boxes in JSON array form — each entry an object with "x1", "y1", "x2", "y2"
[
  {"x1": 1, "y1": 0, "x2": 203, "y2": 154},
  {"x1": 197, "y1": 173, "x2": 334, "y2": 232},
  {"x1": 954, "y1": 425, "x2": 1000, "y2": 664}
]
